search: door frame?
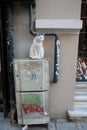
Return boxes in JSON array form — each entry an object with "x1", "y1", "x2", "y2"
[{"x1": 0, "y1": 2, "x2": 15, "y2": 117}]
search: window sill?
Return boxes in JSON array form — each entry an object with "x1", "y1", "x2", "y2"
[{"x1": 36, "y1": 19, "x2": 83, "y2": 34}]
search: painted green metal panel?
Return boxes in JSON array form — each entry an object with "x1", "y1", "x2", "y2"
[{"x1": 16, "y1": 91, "x2": 50, "y2": 124}]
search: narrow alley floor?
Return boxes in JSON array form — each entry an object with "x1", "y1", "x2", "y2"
[{"x1": 0, "y1": 118, "x2": 87, "y2": 130}]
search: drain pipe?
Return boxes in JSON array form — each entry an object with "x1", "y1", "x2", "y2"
[{"x1": 29, "y1": 3, "x2": 60, "y2": 83}]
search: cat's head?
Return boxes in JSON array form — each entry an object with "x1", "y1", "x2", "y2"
[{"x1": 34, "y1": 35, "x2": 44, "y2": 44}]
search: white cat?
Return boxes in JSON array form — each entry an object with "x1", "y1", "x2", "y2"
[{"x1": 29, "y1": 35, "x2": 44, "y2": 59}]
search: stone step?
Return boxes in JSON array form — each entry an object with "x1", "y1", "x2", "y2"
[
  {"x1": 75, "y1": 91, "x2": 87, "y2": 95},
  {"x1": 75, "y1": 89, "x2": 87, "y2": 92},
  {"x1": 75, "y1": 83, "x2": 87, "y2": 92},
  {"x1": 68, "y1": 110, "x2": 87, "y2": 120},
  {"x1": 74, "y1": 94, "x2": 87, "y2": 102},
  {"x1": 74, "y1": 101, "x2": 87, "y2": 105},
  {"x1": 75, "y1": 82, "x2": 87, "y2": 89},
  {"x1": 74, "y1": 103, "x2": 87, "y2": 111},
  {"x1": 69, "y1": 82, "x2": 87, "y2": 120}
]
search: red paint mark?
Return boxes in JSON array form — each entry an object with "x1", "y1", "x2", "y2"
[
  {"x1": 22, "y1": 104, "x2": 44, "y2": 114},
  {"x1": 22, "y1": 104, "x2": 29, "y2": 113}
]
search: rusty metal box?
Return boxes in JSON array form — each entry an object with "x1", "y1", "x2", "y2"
[
  {"x1": 16, "y1": 91, "x2": 50, "y2": 125},
  {"x1": 13, "y1": 58, "x2": 50, "y2": 91}
]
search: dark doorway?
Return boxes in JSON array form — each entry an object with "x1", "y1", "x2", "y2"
[
  {"x1": 0, "y1": 3, "x2": 13, "y2": 117},
  {"x1": 0, "y1": 45, "x2": 4, "y2": 113}
]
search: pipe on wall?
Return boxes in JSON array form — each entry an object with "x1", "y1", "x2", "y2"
[
  {"x1": 1, "y1": 0, "x2": 60, "y2": 84},
  {"x1": 28, "y1": 3, "x2": 60, "y2": 83}
]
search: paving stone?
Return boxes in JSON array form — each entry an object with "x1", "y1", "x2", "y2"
[
  {"x1": 1, "y1": 119, "x2": 87, "y2": 130},
  {"x1": 76, "y1": 122, "x2": 83, "y2": 130},
  {"x1": 28, "y1": 125, "x2": 48, "y2": 130},
  {"x1": 55, "y1": 122, "x2": 78, "y2": 130},
  {"x1": 0, "y1": 119, "x2": 21, "y2": 130},
  {"x1": 48, "y1": 122, "x2": 56, "y2": 130},
  {"x1": 80, "y1": 122, "x2": 87, "y2": 130},
  {"x1": 56, "y1": 119, "x2": 68, "y2": 123}
]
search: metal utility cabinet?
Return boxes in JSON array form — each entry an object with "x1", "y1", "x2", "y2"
[{"x1": 13, "y1": 58, "x2": 50, "y2": 125}]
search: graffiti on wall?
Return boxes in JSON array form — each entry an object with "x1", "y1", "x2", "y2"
[
  {"x1": 22, "y1": 94, "x2": 44, "y2": 114},
  {"x1": 22, "y1": 104, "x2": 44, "y2": 113}
]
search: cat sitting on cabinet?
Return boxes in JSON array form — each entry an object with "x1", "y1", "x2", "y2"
[{"x1": 29, "y1": 35, "x2": 44, "y2": 59}]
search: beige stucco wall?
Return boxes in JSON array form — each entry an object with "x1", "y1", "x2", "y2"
[
  {"x1": 36, "y1": 0, "x2": 81, "y2": 19},
  {"x1": 13, "y1": 0, "x2": 81, "y2": 118}
]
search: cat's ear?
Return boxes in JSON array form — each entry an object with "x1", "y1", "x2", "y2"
[
  {"x1": 36, "y1": 32, "x2": 40, "y2": 35},
  {"x1": 41, "y1": 33, "x2": 45, "y2": 37}
]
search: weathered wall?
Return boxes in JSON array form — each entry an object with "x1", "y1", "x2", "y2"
[
  {"x1": 13, "y1": 0, "x2": 81, "y2": 118},
  {"x1": 36, "y1": 0, "x2": 81, "y2": 19}
]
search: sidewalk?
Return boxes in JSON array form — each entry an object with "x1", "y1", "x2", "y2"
[{"x1": 0, "y1": 119, "x2": 87, "y2": 130}]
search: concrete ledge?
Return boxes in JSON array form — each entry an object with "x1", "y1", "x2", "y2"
[
  {"x1": 75, "y1": 95, "x2": 87, "y2": 102},
  {"x1": 76, "y1": 82, "x2": 87, "y2": 88},
  {"x1": 68, "y1": 110, "x2": 87, "y2": 120},
  {"x1": 36, "y1": 19, "x2": 83, "y2": 34},
  {"x1": 74, "y1": 104, "x2": 87, "y2": 111}
]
